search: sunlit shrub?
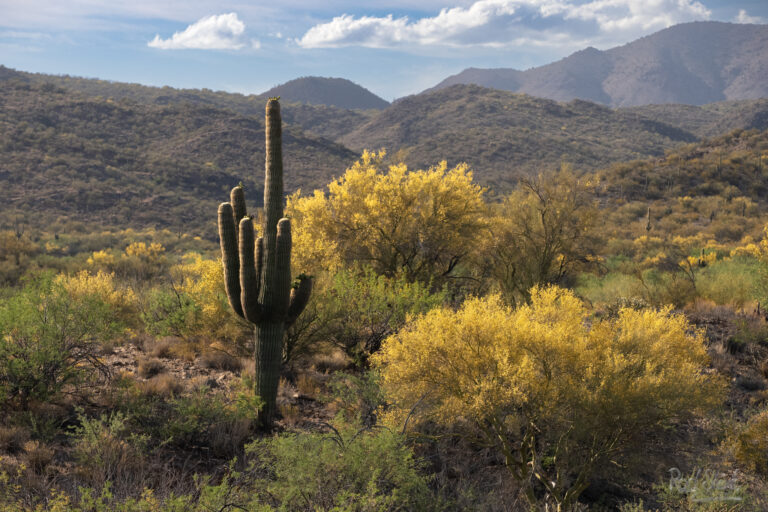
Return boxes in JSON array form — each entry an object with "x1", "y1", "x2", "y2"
[
  {"x1": 732, "y1": 409, "x2": 768, "y2": 476},
  {"x1": 374, "y1": 287, "x2": 724, "y2": 509},
  {"x1": 55, "y1": 270, "x2": 138, "y2": 325},
  {"x1": 287, "y1": 150, "x2": 486, "y2": 285},
  {"x1": 172, "y1": 253, "x2": 247, "y2": 342}
]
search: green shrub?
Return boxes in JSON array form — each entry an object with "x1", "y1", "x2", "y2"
[
  {"x1": 69, "y1": 411, "x2": 149, "y2": 490},
  {"x1": 286, "y1": 268, "x2": 445, "y2": 366},
  {"x1": 246, "y1": 421, "x2": 434, "y2": 511},
  {"x1": 697, "y1": 257, "x2": 761, "y2": 307},
  {"x1": 0, "y1": 274, "x2": 120, "y2": 408},
  {"x1": 139, "y1": 287, "x2": 199, "y2": 337}
]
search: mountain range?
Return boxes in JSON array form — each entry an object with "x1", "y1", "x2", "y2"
[{"x1": 428, "y1": 21, "x2": 768, "y2": 107}]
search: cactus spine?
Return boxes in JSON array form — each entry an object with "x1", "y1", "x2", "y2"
[{"x1": 218, "y1": 98, "x2": 312, "y2": 425}]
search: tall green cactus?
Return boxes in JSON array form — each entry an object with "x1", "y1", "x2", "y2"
[{"x1": 217, "y1": 98, "x2": 312, "y2": 425}]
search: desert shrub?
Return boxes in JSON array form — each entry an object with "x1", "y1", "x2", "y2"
[
  {"x1": 139, "y1": 287, "x2": 199, "y2": 338},
  {"x1": 697, "y1": 257, "x2": 760, "y2": 307},
  {"x1": 199, "y1": 349, "x2": 242, "y2": 372},
  {"x1": 374, "y1": 287, "x2": 724, "y2": 510},
  {"x1": 327, "y1": 371, "x2": 387, "y2": 428},
  {"x1": 639, "y1": 267, "x2": 698, "y2": 307},
  {"x1": 286, "y1": 268, "x2": 446, "y2": 366},
  {"x1": 0, "y1": 426, "x2": 30, "y2": 454},
  {"x1": 243, "y1": 420, "x2": 434, "y2": 511},
  {"x1": 731, "y1": 409, "x2": 768, "y2": 476},
  {"x1": 173, "y1": 253, "x2": 249, "y2": 342},
  {"x1": 136, "y1": 357, "x2": 166, "y2": 378},
  {"x1": 69, "y1": 411, "x2": 149, "y2": 490},
  {"x1": 112, "y1": 379, "x2": 257, "y2": 457},
  {"x1": 54, "y1": 270, "x2": 138, "y2": 325},
  {"x1": 576, "y1": 271, "x2": 644, "y2": 307},
  {"x1": 0, "y1": 274, "x2": 120, "y2": 408},
  {"x1": 138, "y1": 374, "x2": 184, "y2": 398},
  {"x1": 485, "y1": 167, "x2": 600, "y2": 305},
  {"x1": 0, "y1": 230, "x2": 37, "y2": 286}
]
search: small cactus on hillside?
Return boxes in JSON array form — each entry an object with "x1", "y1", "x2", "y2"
[
  {"x1": 645, "y1": 206, "x2": 652, "y2": 232},
  {"x1": 217, "y1": 98, "x2": 312, "y2": 425}
]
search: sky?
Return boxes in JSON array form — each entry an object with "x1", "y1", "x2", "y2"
[{"x1": 1, "y1": 0, "x2": 766, "y2": 101}]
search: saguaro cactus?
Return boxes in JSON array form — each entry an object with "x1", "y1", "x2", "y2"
[{"x1": 217, "y1": 98, "x2": 312, "y2": 425}]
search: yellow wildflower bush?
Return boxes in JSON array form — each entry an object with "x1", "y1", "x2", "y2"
[
  {"x1": 374, "y1": 286, "x2": 724, "y2": 509},
  {"x1": 286, "y1": 150, "x2": 486, "y2": 284},
  {"x1": 55, "y1": 270, "x2": 137, "y2": 325},
  {"x1": 88, "y1": 242, "x2": 168, "y2": 280},
  {"x1": 172, "y1": 253, "x2": 248, "y2": 342}
]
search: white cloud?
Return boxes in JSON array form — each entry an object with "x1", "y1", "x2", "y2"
[
  {"x1": 735, "y1": 9, "x2": 764, "y2": 24},
  {"x1": 148, "y1": 13, "x2": 251, "y2": 50},
  {"x1": 298, "y1": 0, "x2": 712, "y2": 49}
]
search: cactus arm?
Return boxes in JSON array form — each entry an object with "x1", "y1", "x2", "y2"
[
  {"x1": 230, "y1": 185, "x2": 247, "y2": 236},
  {"x1": 286, "y1": 275, "x2": 312, "y2": 327},
  {"x1": 255, "y1": 235, "x2": 264, "y2": 297},
  {"x1": 273, "y1": 218, "x2": 293, "y2": 318},
  {"x1": 218, "y1": 202, "x2": 243, "y2": 318},
  {"x1": 239, "y1": 217, "x2": 261, "y2": 324}
]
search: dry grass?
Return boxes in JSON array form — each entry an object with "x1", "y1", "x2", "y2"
[
  {"x1": 296, "y1": 373, "x2": 323, "y2": 399},
  {"x1": 0, "y1": 426, "x2": 30, "y2": 454},
  {"x1": 199, "y1": 350, "x2": 242, "y2": 372},
  {"x1": 150, "y1": 338, "x2": 176, "y2": 358},
  {"x1": 311, "y1": 351, "x2": 349, "y2": 374},
  {"x1": 136, "y1": 357, "x2": 166, "y2": 378},
  {"x1": 22, "y1": 441, "x2": 54, "y2": 474},
  {"x1": 139, "y1": 374, "x2": 185, "y2": 398},
  {"x1": 278, "y1": 403, "x2": 302, "y2": 427},
  {"x1": 168, "y1": 340, "x2": 199, "y2": 362},
  {"x1": 209, "y1": 418, "x2": 253, "y2": 458}
]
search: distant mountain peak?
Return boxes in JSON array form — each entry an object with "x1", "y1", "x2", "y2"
[
  {"x1": 261, "y1": 76, "x2": 389, "y2": 110},
  {"x1": 427, "y1": 22, "x2": 768, "y2": 107}
]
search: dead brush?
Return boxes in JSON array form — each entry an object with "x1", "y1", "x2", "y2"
[
  {"x1": 312, "y1": 351, "x2": 349, "y2": 374},
  {"x1": 150, "y1": 336, "x2": 182, "y2": 358},
  {"x1": 199, "y1": 349, "x2": 242, "y2": 372},
  {"x1": 136, "y1": 357, "x2": 166, "y2": 378},
  {"x1": 278, "y1": 403, "x2": 302, "y2": 427}
]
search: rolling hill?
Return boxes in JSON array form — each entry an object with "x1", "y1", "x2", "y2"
[
  {"x1": 261, "y1": 77, "x2": 389, "y2": 110},
  {"x1": 341, "y1": 84, "x2": 704, "y2": 190},
  {"x1": 0, "y1": 80, "x2": 357, "y2": 237}
]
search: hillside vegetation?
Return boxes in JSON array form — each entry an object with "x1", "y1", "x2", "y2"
[{"x1": 0, "y1": 80, "x2": 357, "y2": 235}]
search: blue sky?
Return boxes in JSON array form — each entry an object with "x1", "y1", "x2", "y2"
[{"x1": 1, "y1": 0, "x2": 766, "y2": 100}]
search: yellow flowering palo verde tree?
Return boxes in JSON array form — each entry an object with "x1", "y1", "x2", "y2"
[
  {"x1": 374, "y1": 286, "x2": 724, "y2": 510},
  {"x1": 286, "y1": 150, "x2": 486, "y2": 287}
]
